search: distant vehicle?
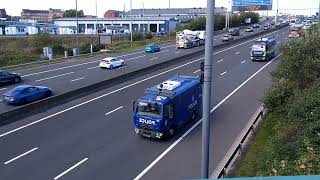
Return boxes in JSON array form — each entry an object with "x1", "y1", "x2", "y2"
[
  {"x1": 222, "y1": 34, "x2": 234, "y2": 42},
  {"x1": 228, "y1": 28, "x2": 240, "y2": 36},
  {"x1": 176, "y1": 30, "x2": 200, "y2": 49},
  {"x1": 253, "y1": 24, "x2": 259, "y2": 28},
  {"x1": 0, "y1": 71, "x2": 21, "y2": 86},
  {"x1": 303, "y1": 24, "x2": 311, "y2": 30},
  {"x1": 312, "y1": 20, "x2": 318, "y2": 25},
  {"x1": 133, "y1": 75, "x2": 202, "y2": 139},
  {"x1": 2, "y1": 85, "x2": 52, "y2": 105},
  {"x1": 264, "y1": 25, "x2": 269, "y2": 30},
  {"x1": 289, "y1": 25, "x2": 304, "y2": 38},
  {"x1": 270, "y1": 21, "x2": 275, "y2": 25},
  {"x1": 289, "y1": 19, "x2": 297, "y2": 26},
  {"x1": 99, "y1": 57, "x2": 125, "y2": 69},
  {"x1": 145, "y1": 44, "x2": 160, "y2": 53},
  {"x1": 250, "y1": 37, "x2": 276, "y2": 61},
  {"x1": 246, "y1": 27, "x2": 254, "y2": 32}
]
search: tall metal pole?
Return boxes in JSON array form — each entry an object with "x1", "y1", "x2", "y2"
[
  {"x1": 169, "y1": 0, "x2": 171, "y2": 8},
  {"x1": 95, "y1": 0, "x2": 98, "y2": 34},
  {"x1": 318, "y1": 0, "x2": 320, "y2": 21},
  {"x1": 275, "y1": 0, "x2": 279, "y2": 25},
  {"x1": 130, "y1": 0, "x2": 133, "y2": 42},
  {"x1": 201, "y1": 0, "x2": 215, "y2": 178},
  {"x1": 76, "y1": 0, "x2": 79, "y2": 48}
]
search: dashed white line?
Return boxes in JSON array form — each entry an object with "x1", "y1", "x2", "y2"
[
  {"x1": 277, "y1": 42, "x2": 280, "y2": 44},
  {"x1": 0, "y1": 88, "x2": 7, "y2": 91},
  {"x1": 4, "y1": 147, "x2": 38, "y2": 165},
  {"x1": 276, "y1": 35, "x2": 279, "y2": 37},
  {"x1": 241, "y1": 60, "x2": 246, "y2": 64},
  {"x1": 133, "y1": 54, "x2": 282, "y2": 180},
  {"x1": 71, "y1": 77, "x2": 85, "y2": 82},
  {"x1": 53, "y1": 158, "x2": 88, "y2": 180},
  {"x1": 87, "y1": 66, "x2": 100, "y2": 70},
  {"x1": 220, "y1": 71, "x2": 227, "y2": 76},
  {"x1": 105, "y1": 106, "x2": 124, "y2": 116},
  {"x1": 0, "y1": 29, "x2": 285, "y2": 139},
  {"x1": 235, "y1": 52, "x2": 240, "y2": 55},
  {"x1": 126, "y1": 55, "x2": 147, "y2": 61},
  {"x1": 193, "y1": 70, "x2": 201, "y2": 74},
  {"x1": 150, "y1": 57, "x2": 159, "y2": 61},
  {"x1": 175, "y1": 51, "x2": 181, "y2": 54},
  {"x1": 217, "y1": 59, "x2": 224, "y2": 63},
  {"x1": 154, "y1": 49, "x2": 169, "y2": 54},
  {"x1": 35, "y1": 72, "x2": 75, "y2": 82}
]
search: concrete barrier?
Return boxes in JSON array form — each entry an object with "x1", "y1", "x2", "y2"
[{"x1": 0, "y1": 24, "x2": 288, "y2": 125}]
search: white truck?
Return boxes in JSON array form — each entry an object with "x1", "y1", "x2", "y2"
[{"x1": 176, "y1": 30, "x2": 205, "y2": 49}]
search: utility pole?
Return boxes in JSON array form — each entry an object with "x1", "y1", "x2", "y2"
[
  {"x1": 75, "y1": 0, "x2": 79, "y2": 48},
  {"x1": 319, "y1": 0, "x2": 320, "y2": 21},
  {"x1": 95, "y1": 0, "x2": 98, "y2": 34},
  {"x1": 130, "y1": 0, "x2": 133, "y2": 42},
  {"x1": 201, "y1": 0, "x2": 215, "y2": 178},
  {"x1": 169, "y1": 0, "x2": 171, "y2": 8},
  {"x1": 275, "y1": 0, "x2": 279, "y2": 25}
]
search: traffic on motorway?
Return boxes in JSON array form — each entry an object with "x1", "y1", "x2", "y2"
[
  {"x1": 0, "y1": 21, "x2": 275, "y2": 112},
  {"x1": 0, "y1": 25, "x2": 290, "y2": 180}
]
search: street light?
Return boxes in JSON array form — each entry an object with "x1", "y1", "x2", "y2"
[
  {"x1": 75, "y1": 0, "x2": 79, "y2": 48},
  {"x1": 201, "y1": 0, "x2": 215, "y2": 178},
  {"x1": 130, "y1": 0, "x2": 133, "y2": 42}
]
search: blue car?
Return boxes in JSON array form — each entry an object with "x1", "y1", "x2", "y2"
[
  {"x1": 2, "y1": 85, "x2": 52, "y2": 105},
  {"x1": 145, "y1": 44, "x2": 160, "y2": 53}
]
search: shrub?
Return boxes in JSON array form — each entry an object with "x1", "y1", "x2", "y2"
[{"x1": 145, "y1": 33, "x2": 153, "y2": 39}]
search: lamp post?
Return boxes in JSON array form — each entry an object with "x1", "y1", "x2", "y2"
[
  {"x1": 201, "y1": 0, "x2": 215, "y2": 178},
  {"x1": 75, "y1": 0, "x2": 79, "y2": 48},
  {"x1": 130, "y1": 0, "x2": 133, "y2": 42}
]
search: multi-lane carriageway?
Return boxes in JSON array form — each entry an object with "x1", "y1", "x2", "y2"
[
  {"x1": 0, "y1": 27, "x2": 289, "y2": 180},
  {"x1": 0, "y1": 22, "x2": 272, "y2": 113}
]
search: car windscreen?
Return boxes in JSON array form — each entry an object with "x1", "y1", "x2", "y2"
[
  {"x1": 137, "y1": 101, "x2": 162, "y2": 118},
  {"x1": 252, "y1": 44, "x2": 266, "y2": 51},
  {"x1": 6, "y1": 88, "x2": 23, "y2": 95}
]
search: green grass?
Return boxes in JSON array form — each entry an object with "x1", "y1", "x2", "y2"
[{"x1": 235, "y1": 112, "x2": 288, "y2": 177}]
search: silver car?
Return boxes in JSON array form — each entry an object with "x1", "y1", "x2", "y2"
[{"x1": 222, "y1": 34, "x2": 234, "y2": 42}]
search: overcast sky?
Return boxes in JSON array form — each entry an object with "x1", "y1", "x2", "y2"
[{"x1": 0, "y1": 0, "x2": 319, "y2": 17}]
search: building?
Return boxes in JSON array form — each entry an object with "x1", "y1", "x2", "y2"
[
  {"x1": 48, "y1": 8, "x2": 64, "y2": 21},
  {"x1": 54, "y1": 17, "x2": 178, "y2": 34},
  {"x1": 21, "y1": 9, "x2": 50, "y2": 22},
  {"x1": 127, "y1": 7, "x2": 227, "y2": 22},
  {"x1": 104, "y1": 10, "x2": 125, "y2": 18},
  {"x1": 0, "y1": 9, "x2": 7, "y2": 18}
]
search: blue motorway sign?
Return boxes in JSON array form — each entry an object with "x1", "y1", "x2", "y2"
[
  {"x1": 232, "y1": 0, "x2": 273, "y2": 11},
  {"x1": 233, "y1": 0, "x2": 272, "y2": 6}
]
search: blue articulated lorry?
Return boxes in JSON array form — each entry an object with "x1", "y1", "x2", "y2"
[{"x1": 133, "y1": 75, "x2": 202, "y2": 139}]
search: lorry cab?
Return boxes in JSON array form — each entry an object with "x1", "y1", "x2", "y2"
[
  {"x1": 133, "y1": 75, "x2": 202, "y2": 139},
  {"x1": 250, "y1": 37, "x2": 276, "y2": 61}
]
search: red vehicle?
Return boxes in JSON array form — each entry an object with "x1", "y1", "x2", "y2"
[{"x1": 288, "y1": 25, "x2": 304, "y2": 38}]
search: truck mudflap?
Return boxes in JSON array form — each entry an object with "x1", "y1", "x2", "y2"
[{"x1": 135, "y1": 128, "x2": 164, "y2": 139}]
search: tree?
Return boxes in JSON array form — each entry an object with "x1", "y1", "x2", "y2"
[{"x1": 63, "y1": 9, "x2": 85, "y2": 17}]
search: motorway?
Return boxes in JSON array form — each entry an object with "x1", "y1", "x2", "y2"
[
  {"x1": 0, "y1": 23, "x2": 272, "y2": 113},
  {"x1": 0, "y1": 27, "x2": 289, "y2": 180}
]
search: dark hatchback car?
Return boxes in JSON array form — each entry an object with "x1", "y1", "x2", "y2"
[{"x1": 0, "y1": 71, "x2": 21, "y2": 86}]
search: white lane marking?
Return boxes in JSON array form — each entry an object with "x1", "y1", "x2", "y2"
[
  {"x1": 4, "y1": 147, "x2": 38, "y2": 165},
  {"x1": 53, "y1": 158, "x2": 88, "y2": 180},
  {"x1": 71, "y1": 77, "x2": 85, "y2": 82},
  {"x1": 0, "y1": 88, "x2": 7, "y2": 91},
  {"x1": 126, "y1": 55, "x2": 147, "y2": 61},
  {"x1": 105, "y1": 106, "x2": 123, "y2": 116},
  {"x1": 35, "y1": 72, "x2": 75, "y2": 82},
  {"x1": 175, "y1": 51, "x2": 181, "y2": 54},
  {"x1": 241, "y1": 60, "x2": 246, "y2": 64},
  {"x1": 133, "y1": 54, "x2": 282, "y2": 180},
  {"x1": 235, "y1": 52, "x2": 240, "y2": 55},
  {"x1": 277, "y1": 42, "x2": 280, "y2": 44},
  {"x1": 0, "y1": 58, "x2": 203, "y2": 138},
  {"x1": 0, "y1": 29, "x2": 285, "y2": 138},
  {"x1": 193, "y1": 70, "x2": 201, "y2": 74},
  {"x1": 220, "y1": 71, "x2": 227, "y2": 76},
  {"x1": 21, "y1": 29, "x2": 284, "y2": 78},
  {"x1": 154, "y1": 49, "x2": 169, "y2": 54},
  {"x1": 150, "y1": 57, "x2": 159, "y2": 61},
  {"x1": 217, "y1": 59, "x2": 223, "y2": 63},
  {"x1": 87, "y1": 66, "x2": 100, "y2": 70},
  {"x1": 118, "y1": 66, "x2": 127, "y2": 69},
  {"x1": 276, "y1": 35, "x2": 279, "y2": 37}
]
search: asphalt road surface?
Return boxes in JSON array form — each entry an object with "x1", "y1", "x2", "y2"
[{"x1": 0, "y1": 27, "x2": 289, "y2": 180}]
